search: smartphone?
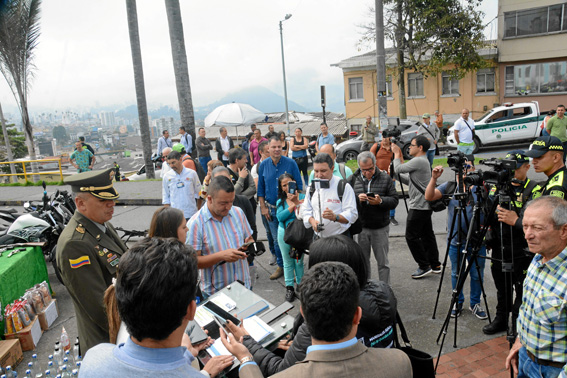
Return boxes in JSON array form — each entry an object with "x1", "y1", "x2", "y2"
[
  {"x1": 239, "y1": 241, "x2": 254, "y2": 251},
  {"x1": 313, "y1": 179, "x2": 330, "y2": 190},
  {"x1": 288, "y1": 181, "x2": 297, "y2": 194},
  {"x1": 185, "y1": 320, "x2": 209, "y2": 346},
  {"x1": 203, "y1": 301, "x2": 241, "y2": 326},
  {"x1": 366, "y1": 192, "x2": 375, "y2": 198},
  {"x1": 237, "y1": 301, "x2": 269, "y2": 319},
  {"x1": 260, "y1": 301, "x2": 294, "y2": 324}
]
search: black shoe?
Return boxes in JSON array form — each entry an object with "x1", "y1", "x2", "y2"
[
  {"x1": 482, "y1": 316, "x2": 507, "y2": 335},
  {"x1": 432, "y1": 265, "x2": 442, "y2": 274},
  {"x1": 285, "y1": 286, "x2": 296, "y2": 302},
  {"x1": 390, "y1": 217, "x2": 399, "y2": 226},
  {"x1": 411, "y1": 267, "x2": 432, "y2": 279},
  {"x1": 451, "y1": 303, "x2": 463, "y2": 318}
]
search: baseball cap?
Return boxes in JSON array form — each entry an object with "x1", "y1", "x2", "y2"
[
  {"x1": 524, "y1": 136, "x2": 564, "y2": 158},
  {"x1": 422, "y1": 113, "x2": 431, "y2": 119},
  {"x1": 172, "y1": 143, "x2": 186, "y2": 154},
  {"x1": 505, "y1": 150, "x2": 530, "y2": 168}
]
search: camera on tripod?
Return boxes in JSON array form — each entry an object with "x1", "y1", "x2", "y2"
[
  {"x1": 446, "y1": 151, "x2": 468, "y2": 170},
  {"x1": 382, "y1": 127, "x2": 401, "y2": 141},
  {"x1": 464, "y1": 158, "x2": 516, "y2": 187}
]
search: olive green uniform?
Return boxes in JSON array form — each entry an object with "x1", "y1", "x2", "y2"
[{"x1": 57, "y1": 211, "x2": 127, "y2": 354}]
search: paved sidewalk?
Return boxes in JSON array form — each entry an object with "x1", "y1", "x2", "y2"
[{"x1": 436, "y1": 336, "x2": 511, "y2": 377}]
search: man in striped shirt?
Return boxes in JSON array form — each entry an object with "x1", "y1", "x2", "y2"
[
  {"x1": 506, "y1": 196, "x2": 567, "y2": 377},
  {"x1": 187, "y1": 176, "x2": 253, "y2": 298}
]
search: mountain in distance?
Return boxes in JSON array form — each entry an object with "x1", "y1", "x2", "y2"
[{"x1": 194, "y1": 86, "x2": 308, "y2": 121}]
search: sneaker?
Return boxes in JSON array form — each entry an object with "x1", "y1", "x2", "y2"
[
  {"x1": 432, "y1": 265, "x2": 442, "y2": 274},
  {"x1": 470, "y1": 304, "x2": 488, "y2": 320},
  {"x1": 451, "y1": 303, "x2": 463, "y2": 318},
  {"x1": 285, "y1": 286, "x2": 296, "y2": 302},
  {"x1": 411, "y1": 267, "x2": 432, "y2": 279},
  {"x1": 390, "y1": 217, "x2": 399, "y2": 226},
  {"x1": 270, "y1": 267, "x2": 283, "y2": 280},
  {"x1": 269, "y1": 255, "x2": 277, "y2": 266},
  {"x1": 482, "y1": 316, "x2": 506, "y2": 335}
]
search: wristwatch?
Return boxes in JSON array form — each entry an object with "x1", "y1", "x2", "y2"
[{"x1": 335, "y1": 214, "x2": 340, "y2": 222}]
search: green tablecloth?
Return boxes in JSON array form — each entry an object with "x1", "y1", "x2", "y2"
[{"x1": 0, "y1": 246, "x2": 50, "y2": 338}]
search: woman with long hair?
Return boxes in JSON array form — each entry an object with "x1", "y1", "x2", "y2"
[
  {"x1": 279, "y1": 131, "x2": 289, "y2": 157},
  {"x1": 276, "y1": 173, "x2": 305, "y2": 302},
  {"x1": 148, "y1": 206, "x2": 188, "y2": 241},
  {"x1": 290, "y1": 127, "x2": 309, "y2": 185}
]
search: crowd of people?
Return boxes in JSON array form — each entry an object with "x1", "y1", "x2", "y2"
[{"x1": 55, "y1": 109, "x2": 567, "y2": 377}]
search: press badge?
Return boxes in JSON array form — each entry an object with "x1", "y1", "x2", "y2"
[{"x1": 177, "y1": 181, "x2": 185, "y2": 188}]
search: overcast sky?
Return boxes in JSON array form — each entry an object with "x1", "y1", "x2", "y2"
[{"x1": 0, "y1": 0, "x2": 498, "y2": 117}]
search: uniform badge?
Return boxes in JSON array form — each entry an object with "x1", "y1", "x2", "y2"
[
  {"x1": 76, "y1": 226, "x2": 85, "y2": 234},
  {"x1": 98, "y1": 249, "x2": 104, "y2": 256},
  {"x1": 110, "y1": 258, "x2": 120, "y2": 267},
  {"x1": 96, "y1": 234, "x2": 101, "y2": 240},
  {"x1": 69, "y1": 256, "x2": 91, "y2": 269},
  {"x1": 103, "y1": 248, "x2": 109, "y2": 253},
  {"x1": 107, "y1": 254, "x2": 117, "y2": 263}
]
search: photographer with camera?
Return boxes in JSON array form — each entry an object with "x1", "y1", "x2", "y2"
[
  {"x1": 524, "y1": 136, "x2": 567, "y2": 200},
  {"x1": 392, "y1": 135, "x2": 441, "y2": 279},
  {"x1": 425, "y1": 158, "x2": 488, "y2": 319},
  {"x1": 483, "y1": 151, "x2": 537, "y2": 335},
  {"x1": 303, "y1": 153, "x2": 358, "y2": 238}
]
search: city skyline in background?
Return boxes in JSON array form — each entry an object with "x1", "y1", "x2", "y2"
[{"x1": 0, "y1": 0, "x2": 498, "y2": 124}]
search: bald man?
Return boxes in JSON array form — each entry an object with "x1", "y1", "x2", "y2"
[
  {"x1": 308, "y1": 144, "x2": 353, "y2": 184},
  {"x1": 453, "y1": 108, "x2": 475, "y2": 155}
]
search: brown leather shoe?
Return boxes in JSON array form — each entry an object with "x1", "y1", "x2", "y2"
[{"x1": 270, "y1": 267, "x2": 283, "y2": 280}]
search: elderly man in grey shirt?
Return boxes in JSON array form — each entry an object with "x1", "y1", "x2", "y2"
[{"x1": 392, "y1": 135, "x2": 441, "y2": 279}]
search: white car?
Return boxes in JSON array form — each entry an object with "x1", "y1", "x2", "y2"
[
  {"x1": 127, "y1": 165, "x2": 162, "y2": 181},
  {"x1": 447, "y1": 101, "x2": 544, "y2": 153}
]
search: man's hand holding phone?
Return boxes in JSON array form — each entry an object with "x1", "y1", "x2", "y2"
[{"x1": 221, "y1": 248, "x2": 247, "y2": 263}]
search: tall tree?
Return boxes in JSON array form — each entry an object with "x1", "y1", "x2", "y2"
[
  {"x1": 52, "y1": 125, "x2": 69, "y2": 143},
  {"x1": 0, "y1": 0, "x2": 42, "y2": 181},
  {"x1": 359, "y1": 0, "x2": 487, "y2": 119},
  {"x1": 125, "y1": 0, "x2": 155, "y2": 178},
  {"x1": 164, "y1": 0, "x2": 196, "y2": 151},
  {"x1": 0, "y1": 103, "x2": 17, "y2": 181}
]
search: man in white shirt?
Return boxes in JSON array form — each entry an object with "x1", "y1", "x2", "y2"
[
  {"x1": 162, "y1": 151, "x2": 202, "y2": 220},
  {"x1": 418, "y1": 113, "x2": 440, "y2": 167},
  {"x1": 303, "y1": 153, "x2": 358, "y2": 238},
  {"x1": 157, "y1": 130, "x2": 172, "y2": 158},
  {"x1": 159, "y1": 147, "x2": 172, "y2": 178},
  {"x1": 453, "y1": 108, "x2": 475, "y2": 155},
  {"x1": 215, "y1": 127, "x2": 234, "y2": 167}
]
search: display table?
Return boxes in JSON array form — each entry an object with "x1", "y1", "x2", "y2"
[
  {"x1": 0, "y1": 246, "x2": 50, "y2": 337},
  {"x1": 198, "y1": 281, "x2": 295, "y2": 375}
]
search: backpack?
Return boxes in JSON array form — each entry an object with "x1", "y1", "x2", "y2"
[
  {"x1": 309, "y1": 179, "x2": 363, "y2": 235},
  {"x1": 183, "y1": 155, "x2": 206, "y2": 183}
]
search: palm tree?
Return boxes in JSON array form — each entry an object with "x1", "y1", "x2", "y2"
[
  {"x1": 0, "y1": 0, "x2": 42, "y2": 181},
  {"x1": 125, "y1": 0, "x2": 155, "y2": 179},
  {"x1": 164, "y1": 0, "x2": 196, "y2": 152}
]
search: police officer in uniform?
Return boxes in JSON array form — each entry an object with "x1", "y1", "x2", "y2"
[
  {"x1": 524, "y1": 136, "x2": 567, "y2": 199},
  {"x1": 483, "y1": 151, "x2": 537, "y2": 335},
  {"x1": 57, "y1": 168, "x2": 127, "y2": 354}
]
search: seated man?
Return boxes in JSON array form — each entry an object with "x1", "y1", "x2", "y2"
[
  {"x1": 80, "y1": 238, "x2": 233, "y2": 377},
  {"x1": 221, "y1": 261, "x2": 412, "y2": 378}
]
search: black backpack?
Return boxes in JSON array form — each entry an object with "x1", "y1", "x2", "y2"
[
  {"x1": 183, "y1": 155, "x2": 206, "y2": 183},
  {"x1": 309, "y1": 179, "x2": 363, "y2": 235}
]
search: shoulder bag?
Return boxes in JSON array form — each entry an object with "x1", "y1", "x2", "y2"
[
  {"x1": 393, "y1": 311, "x2": 435, "y2": 378},
  {"x1": 409, "y1": 176, "x2": 446, "y2": 212}
]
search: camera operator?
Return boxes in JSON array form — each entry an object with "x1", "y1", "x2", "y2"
[
  {"x1": 349, "y1": 151, "x2": 398, "y2": 283},
  {"x1": 524, "y1": 136, "x2": 567, "y2": 200},
  {"x1": 425, "y1": 158, "x2": 488, "y2": 319},
  {"x1": 302, "y1": 153, "x2": 358, "y2": 238},
  {"x1": 392, "y1": 135, "x2": 441, "y2": 279},
  {"x1": 483, "y1": 151, "x2": 537, "y2": 335}
]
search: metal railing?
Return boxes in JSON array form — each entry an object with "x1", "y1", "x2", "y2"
[{"x1": 0, "y1": 158, "x2": 64, "y2": 182}]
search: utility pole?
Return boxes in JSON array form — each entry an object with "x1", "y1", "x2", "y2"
[
  {"x1": 321, "y1": 85, "x2": 326, "y2": 124},
  {"x1": 375, "y1": 0, "x2": 388, "y2": 131}
]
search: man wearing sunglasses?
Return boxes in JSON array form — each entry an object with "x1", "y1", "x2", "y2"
[{"x1": 392, "y1": 135, "x2": 441, "y2": 279}]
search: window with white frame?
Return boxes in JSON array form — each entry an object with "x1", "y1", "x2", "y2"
[
  {"x1": 442, "y1": 72, "x2": 460, "y2": 95},
  {"x1": 476, "y1": 68, "x2": 495, "y2": 93},
  {"x1": 348, "y1": 77, "x2": 364, "y2": 101},
  {"x1": 504, "y1": 4, "x2": 566, "y2": 38},
  {"x1": 504, "y1": 61, "x2": 567, "y2": 96},
  {"x1": 407, "y1": 73, "x2": 424, "y2": 97}
]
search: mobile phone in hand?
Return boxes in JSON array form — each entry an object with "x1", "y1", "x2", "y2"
[
  {"x1": 366, "y1": 192, "x2": 376, "y2": 198},
  {"x1": 288, "y1": 181, "x2": 297, "y2": 194}
]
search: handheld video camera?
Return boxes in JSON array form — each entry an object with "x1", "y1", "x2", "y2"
[{"x1": 464, "y1": 158, "x2": 516, "y2": 187}]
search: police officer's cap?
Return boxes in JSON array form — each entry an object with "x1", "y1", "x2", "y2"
[
  {"x1": 505, "y1": 150, "x2": 530, "y2": 168},
  {"x1": 65, "y1": 168, "x2": 119, "y2": 200},
  {"x1": 524, "y1": 136, "x2": 564, "y2": 158}
]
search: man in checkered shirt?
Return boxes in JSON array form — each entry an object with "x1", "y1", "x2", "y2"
[{"x1": 506, "y1": 196, "x2": 567, "y2": 378}]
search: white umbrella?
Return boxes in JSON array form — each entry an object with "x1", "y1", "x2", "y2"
[{"x1": 204, "y1": 103, "x2": 266, "y2": 142}]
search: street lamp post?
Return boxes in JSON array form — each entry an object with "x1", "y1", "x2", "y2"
[{"x1": 279, "y1": 14, "x2": 292, "y2": 137}]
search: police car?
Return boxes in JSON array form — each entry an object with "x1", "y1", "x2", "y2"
[{"x1": 447, "y1": 101, "x2": 544, "y2": 153}]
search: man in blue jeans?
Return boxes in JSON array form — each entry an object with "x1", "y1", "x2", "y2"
[
  {"x1": 425, "y1": 158, "x2": 488, "y2": 320},
  {"x1": 257, "y1": 137, "x2": 303, "y2": 280}
]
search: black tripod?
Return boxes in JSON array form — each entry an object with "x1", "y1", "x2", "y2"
[{"x1": 435, "y1": 184, "x2": 493, "y2": 371}]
